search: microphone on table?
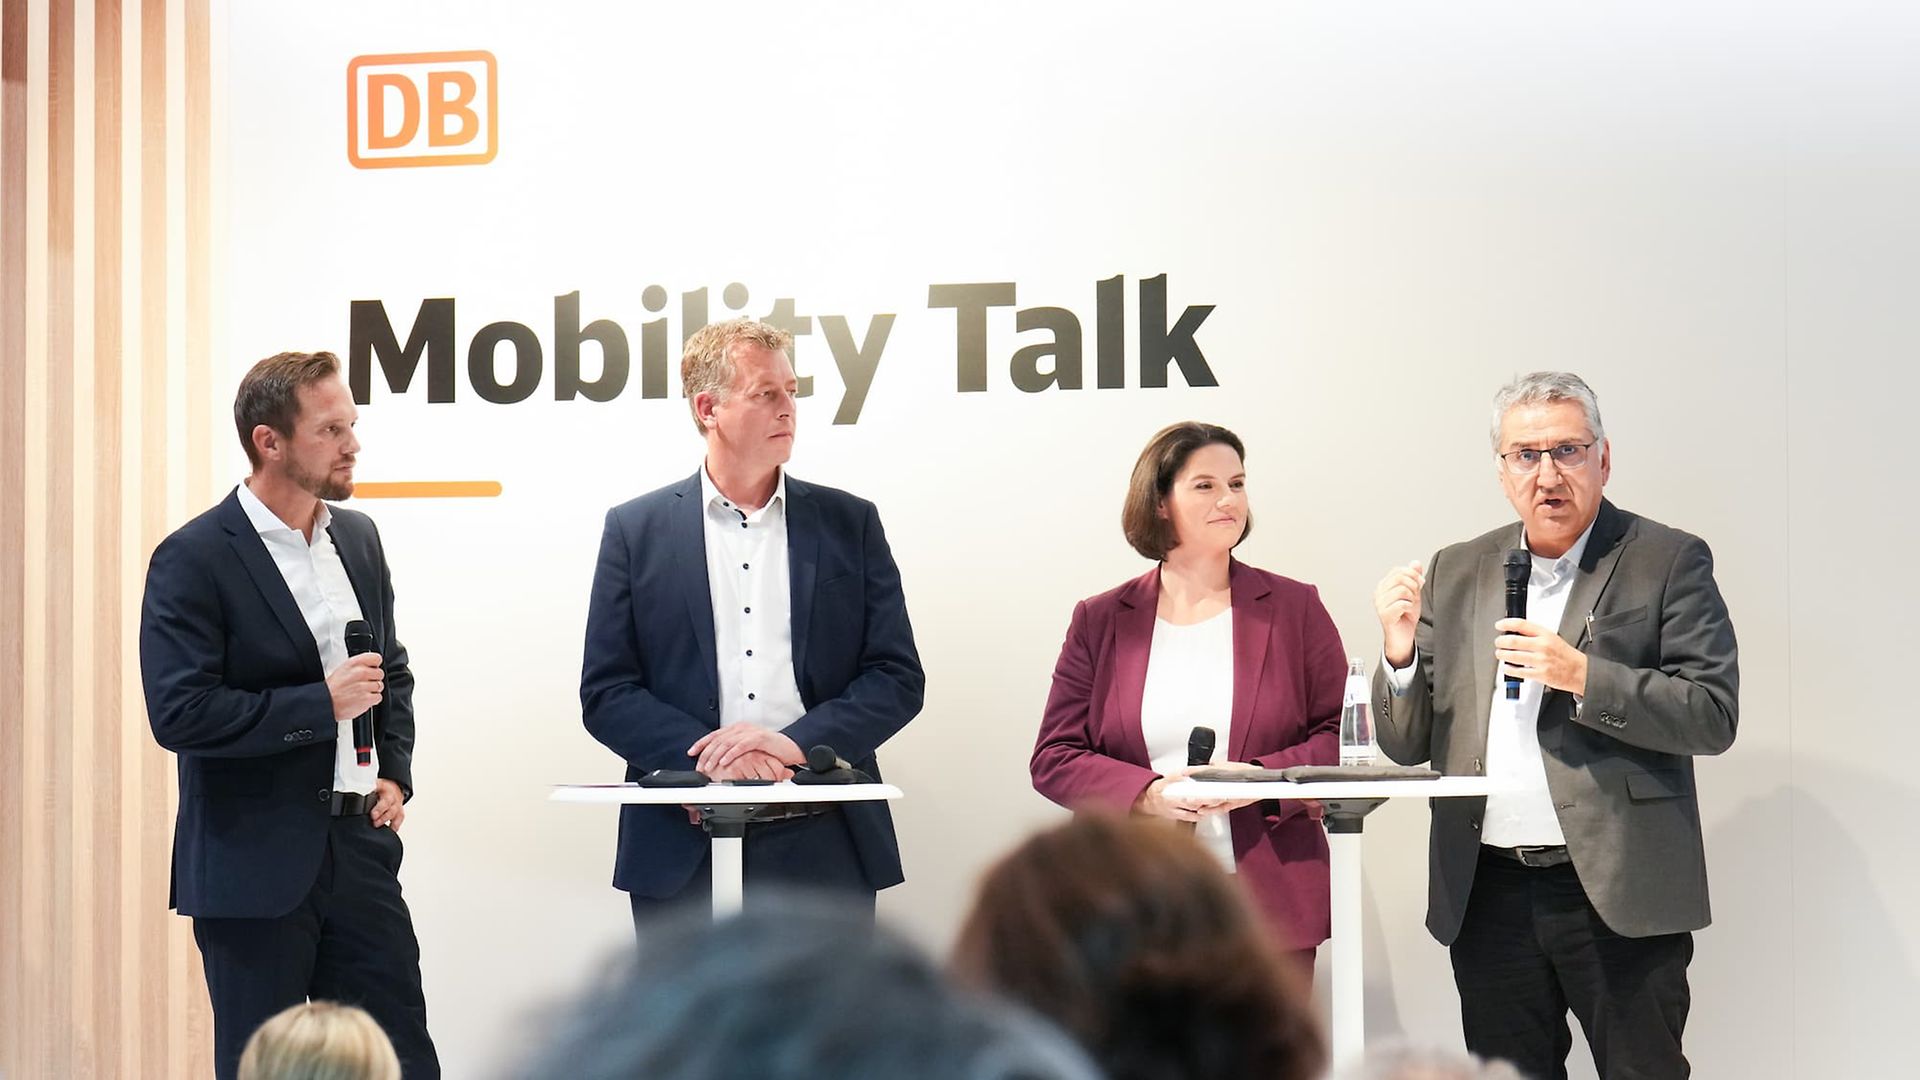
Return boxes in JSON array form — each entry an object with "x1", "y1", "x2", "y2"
[
  {"x1": 343, "y1": 619, "x2": 377, "y2": 766},
  {"x1": 791, "y1": 745, "x2": 871, "y2": 785},
  {"x1": 1503, "y1": 549, "x2": 1530, "y2": 701}
]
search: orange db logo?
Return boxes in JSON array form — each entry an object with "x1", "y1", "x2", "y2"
[{"x1": 348, "y1": 51, "x2": 497, "y2": 169}]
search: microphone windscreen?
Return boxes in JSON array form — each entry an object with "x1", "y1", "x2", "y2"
[
  {"x1": 806, "y1": 744, "x2": 840, "y2": 773},
  {"x1": 1503, "y1": 548, "x2": 1530, "y2": 583},
  {"x1": 1188, "y1": 726, "x2": 1216, "y2": 767},
  {"x1": 344, "y1": 619, "x2": 375, "y2": 655}
]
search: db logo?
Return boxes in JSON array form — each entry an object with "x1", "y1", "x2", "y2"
[{"x1": 347, "y1": 50, "x2": 497, "y2": 169}]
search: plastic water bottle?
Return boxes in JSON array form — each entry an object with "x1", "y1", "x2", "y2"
[{"x1": 1339, "y1": 657, "x2": 1374, "y2": 767}]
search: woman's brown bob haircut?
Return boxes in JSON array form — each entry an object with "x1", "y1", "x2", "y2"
[
  {"x1": 952, "y1": 813, "x2": 1324, "y2": 1080},
  {"x1": 1121, "y1": 422, "x2": 1250, "y2": 561}
]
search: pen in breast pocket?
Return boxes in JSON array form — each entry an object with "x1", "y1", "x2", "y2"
[{"x1": 1584, "y1": 611, "x2": 1595, "y2": 645}]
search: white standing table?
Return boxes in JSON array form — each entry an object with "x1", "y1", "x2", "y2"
[
  {"x1": 551, "y1": 781, "x2": 903, "y2": 917},
  {"x1": 1164, "y1": 775, "x2": 1497, "y2": 1072}
]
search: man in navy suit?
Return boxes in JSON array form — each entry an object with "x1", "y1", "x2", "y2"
[
  {"x1": 139, "y1": 351, "x2": 437, "y2": 1079},
  {"x1": 581, "y1": 318, "x2": 925, "y2": 923}
]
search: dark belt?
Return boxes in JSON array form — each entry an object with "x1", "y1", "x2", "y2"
[
  {"x1": 1486, "y1": 844, "x2": 1572, "y2": 868},
  {"x1": 329, "y1": 791, "x2": 373, "y2": 817}
]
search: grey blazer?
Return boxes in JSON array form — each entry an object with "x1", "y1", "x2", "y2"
[{"x1": 1373, "y1": 499, "x2": 1738, "y2": 943}]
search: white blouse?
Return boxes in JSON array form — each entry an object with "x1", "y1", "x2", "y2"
[{"x1": 1139, "y1": 608, "x2": 1236, "y2": 872}]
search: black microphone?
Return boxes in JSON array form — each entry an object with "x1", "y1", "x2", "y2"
[
  {"x1": 1503, "y1": 549, "x2": 1530, "y2": 701},
  {"x1": 791, "y1": 744, "x2": 871, "y2": 785},
  {"x1": 1187, "y1": 726, "x2": 1216, "y2": 768},
  {"x1": 343, "y1": 619, "x2": 376, "y2": 766}
]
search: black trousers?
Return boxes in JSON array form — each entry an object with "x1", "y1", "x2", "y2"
[
  {"x1": 1451, "y1": 848, "x2": 1692, "y2": 1080},
  {"x1": 192, "y1": 815, "x2": 438, "y2": 1080},
  {"x1": 628, "y1": 809, "x2": 874, "y2": 935}
]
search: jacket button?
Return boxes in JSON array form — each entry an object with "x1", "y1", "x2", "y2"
[
  {"x1": 1470, "y1": 820, "x2": 1480, "y2": 830},
  {"x1": 317, "y1": 788, "x2": 330, "y2": 802},
  {"x1": 707, "y1": 700, "x2": 717, "y2": 711}
]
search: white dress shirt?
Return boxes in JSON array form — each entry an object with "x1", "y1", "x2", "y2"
[
  {"x1": 236, "y1": 481, "x2": 377, "y2": 795},
  {"x1": 1385, "y1": 519, "x2": 1596, "y2": 847},
  {"x1": 1140, "y1": 609, "x2": 1237, "y2": 872},
  {"x1": 700, "y1": 465, "x2": 806, "y2": 731}
]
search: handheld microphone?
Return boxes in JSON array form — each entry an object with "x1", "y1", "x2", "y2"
[
  {"x1": 791, "y1": 744, "x2": 871, "y2": 785},
  {"x1": 1502, "y1": 549, "x2": 1530, "y2": 701},
  {"x1": 1187, "y1": 726, "x2": 1216, "y2": 768},
  {"x1": 343, "y1": 619, "x2": 376, "y2": 766}
]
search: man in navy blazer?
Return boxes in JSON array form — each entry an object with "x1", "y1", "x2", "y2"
[
  {"x1": 139, "y1": 352, "x2": 437, "y2": 1080},
  {"x1": 582, "y1": 318, "x2": 925, "y2": 922}
]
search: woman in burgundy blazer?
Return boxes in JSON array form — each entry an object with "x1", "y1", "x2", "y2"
[{"x1": 1030, "y1": 422, "x2": 1347, "y2": 957}]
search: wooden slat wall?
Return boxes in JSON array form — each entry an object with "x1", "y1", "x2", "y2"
[{"x1": 2, "y1": 0, "x2": 215, "y2": 1075}]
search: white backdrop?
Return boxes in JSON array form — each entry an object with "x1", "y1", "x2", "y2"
[{"x1": 211, "y1": 3, "x2": 1919, "y2": 1076}]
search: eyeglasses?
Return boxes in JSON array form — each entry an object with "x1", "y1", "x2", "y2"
[{"x1": 1499, "y1": 442, "x2": 1594, "y2": 476}]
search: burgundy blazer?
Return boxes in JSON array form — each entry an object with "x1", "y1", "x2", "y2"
[{"x1": 1031, "y1": 560, "x2": 1346, "y2": 949}]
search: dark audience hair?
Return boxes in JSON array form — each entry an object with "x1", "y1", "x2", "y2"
[
  {"x1": 952, "y1": 812, "x2": 1325, "y2": 1080},
  {"x1": 233, "y1": 350, "x2": 342, "y2": 468},
  {"x1": 1120, "y1": 421, "x2": 1252, "y2": 560},
  {"x1": 513, "y1": 893, "x2": 1100, "y2": 1080}
]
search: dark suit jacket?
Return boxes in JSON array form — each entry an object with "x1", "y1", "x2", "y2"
[
  {"x1": 579, "y1": 470, "x2": 926, "y2": 898},
  {"x1": 1031, "y1": 561, "x2": 1346, "y2": 949},
  {"x1": 138, "y1": 488, "x2": 414, "y2": 919},
  {"x1": 1373, "y1": 499, "x2": 1738, "y2": 943}
]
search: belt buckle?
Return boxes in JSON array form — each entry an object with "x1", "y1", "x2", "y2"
[{"x1": 1513, "y1": 845, "x2": 1560, "y2": 868}]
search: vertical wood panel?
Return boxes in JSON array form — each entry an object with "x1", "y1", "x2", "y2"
[
  {"x1": 0, "y1": 0, "x2": 29, "y2": 1068},
  {"x1": 92, "y1": 0, "x2": 124, "y2": 1071},
  {"x1": 45, "y1": 4, "x2": 78, "y2": 1072},
  {"x1": 182, "y1": 0, "x2": 203, "y2": 509},
  {"x1": 0, "y1": 0, "x2": 213, "y2": 1073},
  {"x1": 137, "y1": 0, "x2": 171, "y2": 1066}
]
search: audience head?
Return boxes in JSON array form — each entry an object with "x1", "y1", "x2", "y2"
[
  {"x1": 1340, "y1": 1041, "x2": 1528, "y2": 1080},
  {"x1": 236, "y1": 1001, "x2": 400, "y2": 1080},
  {"x1": 952, "y1": 812, "x2": 1325, "y2": 1080},
  {"x1": 1122, "y1": 421, "x2": 1251, "y2": 560},
  {"x1": 517, "y1": 893, "x2": 1100, "y2": 1080}
]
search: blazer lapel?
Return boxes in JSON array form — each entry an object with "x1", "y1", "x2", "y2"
[
  {"x1": 1558, "y1": 500, "x2": 1630, "y2": 646},
  {"x1": 671, "y1": 471, "x2": 719, "y2": 696},
  {"x1": 218, "y1": 490, "x2": 324, "y2": 677},
  {"x1": 1227, "y1": 560, "x2": 1273, "y2": 763},
  {"x1": 1111, "y1": 568, "x2": 1159, "y2": 766},
  {"x1": 785, "y1": 476, "x2": 818, "y2": 684},
  {"x1": 325, "y1": 513, "x2": 380, "y2": 639},
  {"x1": 1468, "y1": 527, "x2": 1522, "y2": 757}
]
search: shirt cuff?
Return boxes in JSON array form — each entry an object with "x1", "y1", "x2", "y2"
[{"x1": 1382, "y1": 648, "x2": 1418, "y2": 696}]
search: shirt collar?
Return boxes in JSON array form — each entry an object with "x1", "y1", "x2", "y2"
[
  {"x1": 236, "y1": 479, "x2": 331, "y2": 539},
  {"x1": 700, "y1": 463, "x2": 786, "y2": 518},
  {"x1": 1521, "y1": 516, "x2": 1596, "y2": 587}
]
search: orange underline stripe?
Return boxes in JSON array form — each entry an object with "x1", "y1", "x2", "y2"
[{"x1": 353, "y1": 481, "x2": 503, "y2": 499}]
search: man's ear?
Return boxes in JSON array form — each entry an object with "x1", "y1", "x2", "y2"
[
  {"x1": 251, "y1": 424, "x2": 281, "y2": 463},
  {"x1": 693, "y1": 391, "x2": 721, "y2": 431}
]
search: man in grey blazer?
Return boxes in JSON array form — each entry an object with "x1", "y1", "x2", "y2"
[{"x1": 1371, "y1": 372, "x2": 1737, "y2": 1080}]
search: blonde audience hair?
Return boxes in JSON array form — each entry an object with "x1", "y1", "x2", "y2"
[{"x1": 236, "y1": 1001, "x2": 401, "y2": 1080}]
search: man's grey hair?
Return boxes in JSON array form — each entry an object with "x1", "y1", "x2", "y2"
[
  {"x1": 1489, "y1": 371, "x2": 1605, "y2": 452},
  {"x1": 1339, "y1": 1041, "x2": 1528, "y2": 1080}
]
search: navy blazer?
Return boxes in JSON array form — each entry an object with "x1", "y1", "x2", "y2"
[
  {"x1": 138, "y1": 488, "x2": 414, "y2": 919},
  {"x1": 580, "y1": 470, "x2": 926, "y2": 898}
]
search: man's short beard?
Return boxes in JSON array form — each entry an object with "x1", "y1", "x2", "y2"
[{"x1": 291, "y1": 460, "x2": 352, "y2": 501}]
